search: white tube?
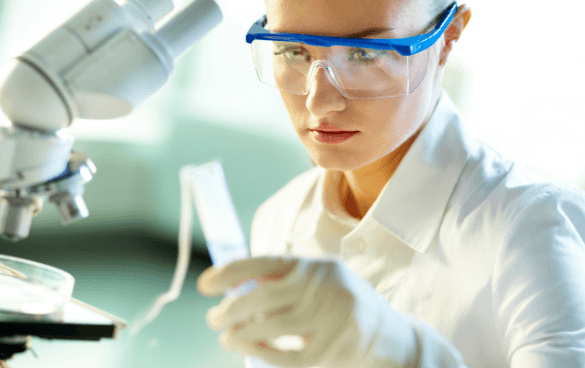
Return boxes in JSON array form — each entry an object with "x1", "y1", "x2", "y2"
[
  {"x1": 130, "y1": 161, "x2": 249, "y2": 335},
  {"x1": 155, "y1": 0, "x2": 222, "y2": 60},
  {"x1": 129, "y1": 168, "x2": 194, "y2": 335}
]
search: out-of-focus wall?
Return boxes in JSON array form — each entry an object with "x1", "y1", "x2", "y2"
[{"x1": 442, "y1": 0, "x2": 585, "y2": 185}]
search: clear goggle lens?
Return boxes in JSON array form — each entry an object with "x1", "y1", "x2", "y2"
[{"x1": 251, "y1": 39, "x2": 429, "y2": 100}]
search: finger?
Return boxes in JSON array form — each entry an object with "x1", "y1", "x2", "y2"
[
  {"x1": 227, "y1": 314, "x2": 308, "y2": 344},
  {"x1": 220, "y1": 260, "x2": 317, "y2": 330},
  {"x1": 207, "y1": 279, "x2": 302, "y2": 330},
  {"x1": 198, "y1": 257, "x2": 299, "y2": 296},
  {"x1": 223, "y1": 325, "x2": 315, "y2": 368},
  {"x1": 303, "y1": 289, "x2": 354, "y2": 363},
  {"x1": 229, "y1": 305, "x2": 295, "y2": 334},
  {"x1": 230, "y1": 339, "x2": 315, "y2": 368},
  {"x1": 229, "y1": 318, "x2": 345, "y2": 368},
  {"x1": 286, "y1": 264, "x2": 327, "y2": 320},
  {"x1": 220, "y1": 337, "x2": 279, "y2": 357},
  {"x1": 196, "y1": 265, "x2": 221, "y2": 296},
  {"x1": 213, "y1": 261, "x2": 328, "y2": 333}
]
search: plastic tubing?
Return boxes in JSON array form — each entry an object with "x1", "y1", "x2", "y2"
[
  {"x1": 129, "y1": 168, "x2": 194, "y2": 335},
  {"x1": 154, "y1": 0, "x2": 223, "y2": 60}
]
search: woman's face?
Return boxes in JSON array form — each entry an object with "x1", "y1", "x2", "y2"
[{"x1": 265, "y1": 0, "x2": 445, "y2": 172}]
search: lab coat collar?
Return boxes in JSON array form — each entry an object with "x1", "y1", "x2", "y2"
[{"x1": 369, "y1": 92, "x2": 472, "y2": 253}]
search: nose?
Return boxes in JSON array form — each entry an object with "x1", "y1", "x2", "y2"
[{"x1": 305, "y1": 65, "x2": 348, "y2": 118}]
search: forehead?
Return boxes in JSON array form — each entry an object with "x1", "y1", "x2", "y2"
[{"x1": 264, "y1": 0, "x2": 430, "y2": 36}]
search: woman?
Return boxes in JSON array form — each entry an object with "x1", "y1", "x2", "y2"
[{"x1": 197, "y1": 0, "x2": 585, "y2": 367}]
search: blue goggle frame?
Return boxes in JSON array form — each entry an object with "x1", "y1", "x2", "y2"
[{"x1": 246, "y1": 2, "x2": 457, "y2": 57}]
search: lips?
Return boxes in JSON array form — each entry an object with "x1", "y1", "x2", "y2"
[{"x1": 310, "y1": 129, "x2": 359, "y2": 144}]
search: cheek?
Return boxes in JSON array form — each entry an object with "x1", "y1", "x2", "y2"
[
  {"x1": 359, "y1": 87, "x2": 433, "y2": 154},
  {"x1": 389, "y1": 45, "x2": 443, "y2": 132},
  {"x1": 361, "y1": 99, "x2": 416, "y2": 140}
]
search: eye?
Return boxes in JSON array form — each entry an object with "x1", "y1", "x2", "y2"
[
  {"x1": 349, "y1": 48, "x2": 385, "y2": 64},
  {"x1": 274, "y1": 47, "x2": 311, "y2": 63}
]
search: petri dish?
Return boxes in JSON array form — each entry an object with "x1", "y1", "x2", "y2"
[{"x1": 0, "y1": 254, "x2": 75, "y2": 316}]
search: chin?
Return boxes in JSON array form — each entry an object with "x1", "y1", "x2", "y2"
[{"x1": 309, "y1": 151, "x2": 371, "y2": 172}]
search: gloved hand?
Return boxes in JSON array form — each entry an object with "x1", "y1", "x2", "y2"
[{"x1": 197, "y1": 256, "x2": 419, "y2": 368}]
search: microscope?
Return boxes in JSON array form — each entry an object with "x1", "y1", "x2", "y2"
[
  {"x1": 0, "y1": 0, "x2": 222, "y2": 241},
  {"x1": 0, "y1": 0, "x2": 222, "y2": 361}
]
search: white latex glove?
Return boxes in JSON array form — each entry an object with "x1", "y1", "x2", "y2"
[{"x1": 197, "y1": 256, "x2": 419, "y2": 368}]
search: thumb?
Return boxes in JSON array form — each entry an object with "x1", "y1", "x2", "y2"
[{"x1": 197, "y1": 257, "x2": 299, "y2": 296}]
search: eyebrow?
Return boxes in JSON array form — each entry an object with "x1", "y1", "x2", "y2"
[
  {"x1": 342, "y1": 27, "x2": 394, "y2": 38},
  {"x1": 265, "y1": 19, "x2": 394, "y2": 39}
]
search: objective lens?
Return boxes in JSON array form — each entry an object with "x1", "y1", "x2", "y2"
[
  {"x1": 0, "y1": 196, "x2": 41, "y2": 242},
  {"x1": 49, "y1": 191, "x2": 89, "y2": 224}
]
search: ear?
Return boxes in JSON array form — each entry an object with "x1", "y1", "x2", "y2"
[{"x1": 439, "y1": 4, "x2": 472, "y2": 66}]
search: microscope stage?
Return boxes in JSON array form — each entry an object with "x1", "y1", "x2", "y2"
[{"x1": 0, "y1": 298, "x2": 126, "y2": 340}]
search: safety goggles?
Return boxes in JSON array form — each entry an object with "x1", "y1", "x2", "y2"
[{"x1": 245, "y1": 2, "x2": 457, "y2": 100}]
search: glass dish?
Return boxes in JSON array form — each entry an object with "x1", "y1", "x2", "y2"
[{"x1": 0, "y1": 254, "x2": 75, "y2": 316}]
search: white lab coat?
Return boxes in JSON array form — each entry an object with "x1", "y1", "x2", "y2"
[{"x1": 248, "y1": 92, "x2": 585, "y2": 367}]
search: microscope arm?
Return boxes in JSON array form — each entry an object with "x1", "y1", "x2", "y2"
[{"x1": 0, "y1": 0, "x2": 222, "y2": 241}]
